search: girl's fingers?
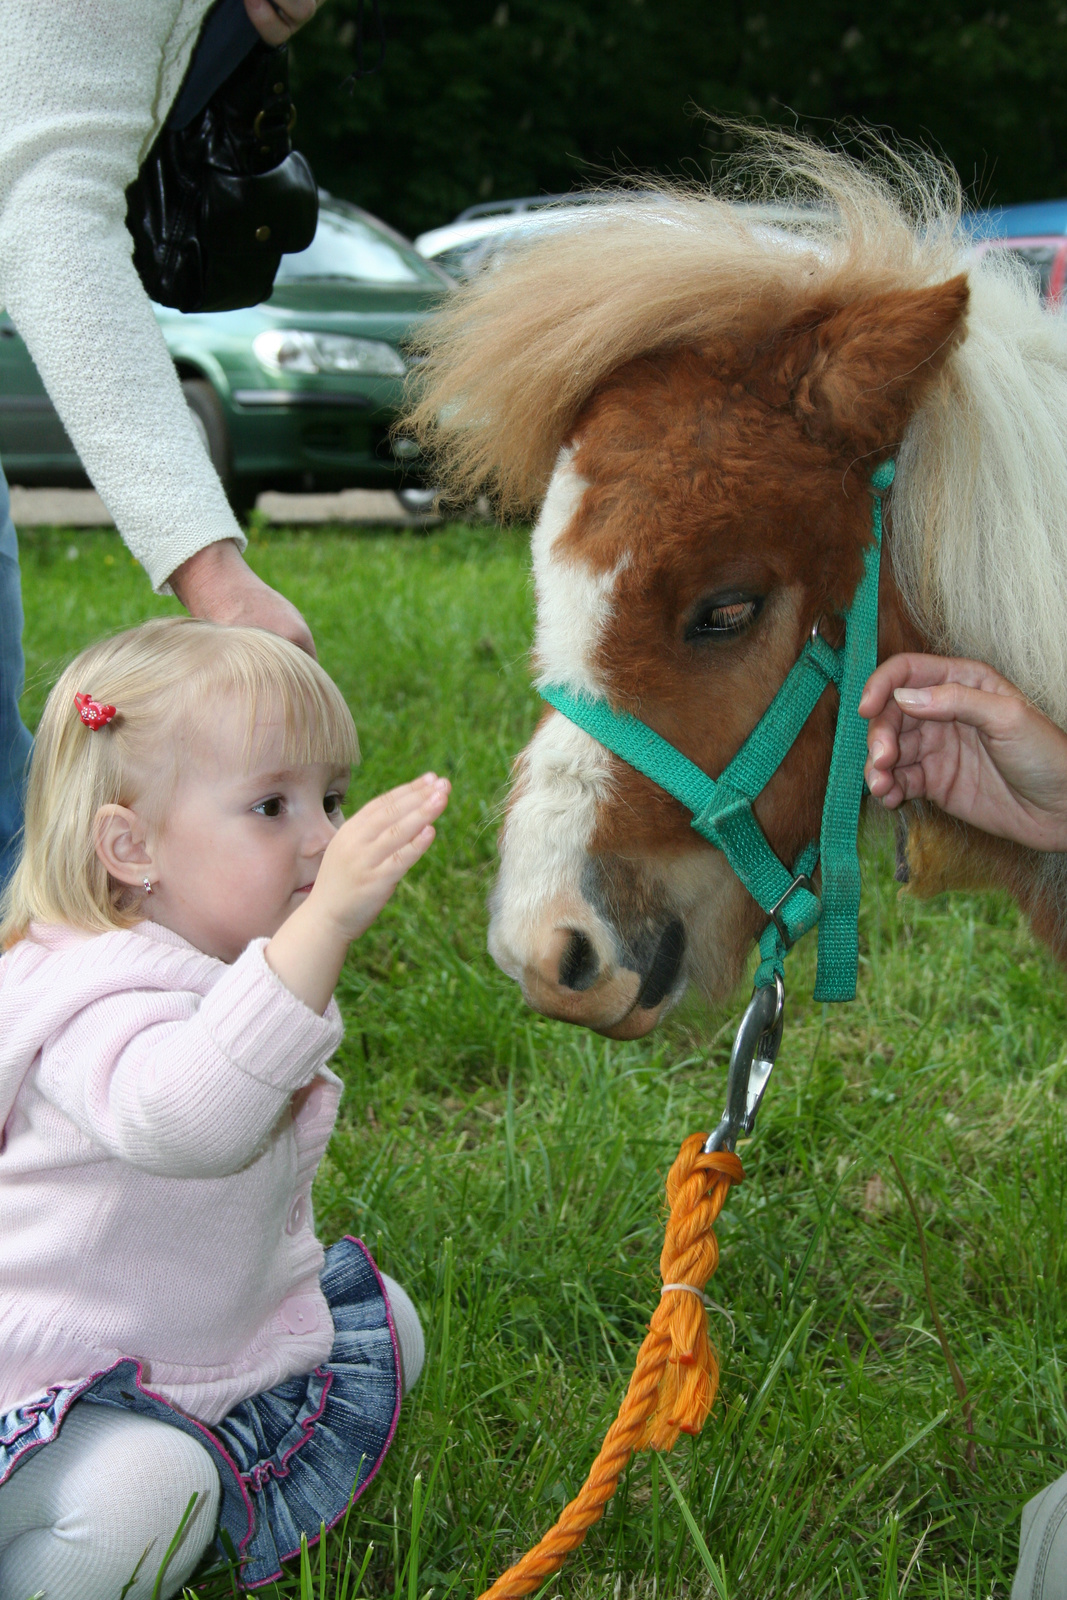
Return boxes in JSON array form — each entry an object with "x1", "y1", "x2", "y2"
[
  {"x1": 337, "y1": 781, "x2": 449, "y2": 872},
  {"x1": 352, "y1": 778, "x2": 450, "y2": 839},
  {"x1": 396, "y1": 824, "x2": 436, "y2": 864},
  {"x1": 374, "y1": 825, "x2": 437, "y2": 887},
  {"x1": 363, "y1": 774, "x2": 443, "y2": 818}
]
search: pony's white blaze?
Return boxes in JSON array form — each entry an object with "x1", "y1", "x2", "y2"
[
  {"x1": 489, "y1": 449, "x2": 641, "y2": 1021},
  {"x1": 530, "y1": 447, "x2": 629, "y2": 694},
  {"x1": 487, "y1": 712, "x2": 615, "y2": 984}
]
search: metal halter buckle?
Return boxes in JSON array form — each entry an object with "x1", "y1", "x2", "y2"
[
  {"x1": 704, "y1": 975, "x2": 785, "y2": 1154},
  {"x1": 766, "y1": 873, "x2": 816, "y2": 952}
]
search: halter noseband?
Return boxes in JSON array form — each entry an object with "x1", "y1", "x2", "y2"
[{"x1": 540, "y1": 458, "x2": 894, "y2": 1020}]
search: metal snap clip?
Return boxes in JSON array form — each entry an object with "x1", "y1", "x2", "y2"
[{"x1": 704, "y1": 974, "x2": 785, "y2": 1153}]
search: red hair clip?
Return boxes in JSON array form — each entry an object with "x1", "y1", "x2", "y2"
[{"x1": 75, "y1": 692, "x2": 117, "y2": 731}]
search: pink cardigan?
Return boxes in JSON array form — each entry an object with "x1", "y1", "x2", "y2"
[{"x1": 0, "y1": 921, "x2": 345, "y2": 1424}]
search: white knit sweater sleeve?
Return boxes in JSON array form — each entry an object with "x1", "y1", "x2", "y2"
[{"x1": 0, "y1": 0, "x2": 248, "y2": 591}]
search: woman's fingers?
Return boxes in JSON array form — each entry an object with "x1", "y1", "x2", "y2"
[
  {"x1": 891, "y1": 679, "x2": 1024, "y2": 736},
  {"x1": 860, "y1": 654, "x2": 950, "y2": 718},
  {"x1": 243, "y1": 0, "x2": 321, "y2": 45},
  {"x1": 861, "y1": 653, "x2": 1067, "y2": 849},
  {"x1": 860, "y1": 653, "x2": 1007, "y2": 719},
  {"x1": 862, "y1": 657, "x2": 1023, "y2": 800},
  {"x1": 866, "y1": 759, "x2": 927, "y2": 807}
]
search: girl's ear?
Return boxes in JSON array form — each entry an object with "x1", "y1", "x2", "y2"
[{"x1": 93, "y1": 804, "x2": 154, "y2": 888}]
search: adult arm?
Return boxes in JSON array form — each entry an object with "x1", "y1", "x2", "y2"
[{"x1": 0, "y1": 0, "x2": 312, "y2": 649}]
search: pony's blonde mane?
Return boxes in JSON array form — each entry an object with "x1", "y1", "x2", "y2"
[{"x1": 407, "y1": 131, "x2": 1067, "y2": 728}]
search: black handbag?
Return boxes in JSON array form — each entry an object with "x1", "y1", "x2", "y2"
[{"x1": 125, "y1": 33, "x2": 319, "y2": 314}]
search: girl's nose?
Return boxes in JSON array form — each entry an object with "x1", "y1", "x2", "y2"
[{"x1": 305, "y1": 808, "x2": 339, "y2": 855}]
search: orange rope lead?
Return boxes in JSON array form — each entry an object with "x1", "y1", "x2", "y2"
[{"x1": 478, "y1": 1134, "x2": 745, "y2": 1600}]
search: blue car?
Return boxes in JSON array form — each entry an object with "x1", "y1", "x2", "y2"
[{"x1": 964, "y1": 199, "x2": 1067, "y2": 304}]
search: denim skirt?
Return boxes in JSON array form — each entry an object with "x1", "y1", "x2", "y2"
[{"x1": 0, "y1": 1237, "x2": 401, "y2": 1589}]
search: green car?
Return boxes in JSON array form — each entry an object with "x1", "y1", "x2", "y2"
[{"x1": 0, "y1": 198, "x2": 451, "y2": 511}]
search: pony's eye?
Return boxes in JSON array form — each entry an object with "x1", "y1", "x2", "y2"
[{"x1": 685, "y1": 594, "x2": 763, "y2": 642}]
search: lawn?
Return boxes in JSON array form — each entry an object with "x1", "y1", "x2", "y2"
[{"x1": 15, "y1": 520, "x2": 1067, "y2": 1599}]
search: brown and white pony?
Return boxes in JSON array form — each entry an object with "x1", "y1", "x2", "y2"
[{"x1": 408, "y1": 140, "x2": 1067, "y2": 1039}]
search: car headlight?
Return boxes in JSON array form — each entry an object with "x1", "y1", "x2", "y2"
[{"x1": 252, "y1": 329, "x2": 407, "y2": 377}]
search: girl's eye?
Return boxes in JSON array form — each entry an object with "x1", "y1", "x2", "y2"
[
  {"x1": 685, "y1": 593, "x2": 763, "y2": 642},
  {"x1": 323, "y1": 792, "x2": 344, "y2": 817},
  {"x1": 254, "y1": 796, "x2": 284, "y2": 818}
]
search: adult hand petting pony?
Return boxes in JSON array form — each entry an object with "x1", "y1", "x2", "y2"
[{"x1": 862, "y1": 653, "x2": 1067, "y2": 852}]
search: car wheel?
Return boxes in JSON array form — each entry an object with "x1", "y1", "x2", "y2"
[{"x1": 181, "y1": 378, "x2": 254, "y2": 514}]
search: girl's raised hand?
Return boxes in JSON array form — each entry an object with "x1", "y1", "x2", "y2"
[
  {"x1": 266, "y1": 773, "x2": 450, "y2": 1013},
  {"x1": 861, "y1": 653, "x2": 1067, "y2": 852},
  {"x1": 310, "y1": 773, "x2": 451, "y2": 942}
]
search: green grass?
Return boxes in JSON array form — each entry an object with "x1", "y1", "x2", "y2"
[{"x1": 16, "y1": 521, "x2": 1067, "y2": 1598}]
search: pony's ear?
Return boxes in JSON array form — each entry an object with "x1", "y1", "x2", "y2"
[{"x1": 771, "y1": 275, "x2": 969, "y2": 453}]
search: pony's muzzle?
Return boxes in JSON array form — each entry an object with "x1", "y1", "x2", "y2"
[{"x1": 487, "y1": 905, "x2": 684, "y2": 1039}]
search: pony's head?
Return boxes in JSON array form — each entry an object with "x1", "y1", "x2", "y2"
[{"x1": 409, "y1": 138, "x2": 1067, "y2": 1037}]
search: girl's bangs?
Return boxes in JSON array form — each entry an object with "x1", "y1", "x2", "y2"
[{"x1": 226, "y1": 650, "x2": 360, "y2": 772}]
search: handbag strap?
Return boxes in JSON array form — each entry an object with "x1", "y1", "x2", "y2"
[{"x1": 168, "y1": 0, "x2": 261, "y2": 131}]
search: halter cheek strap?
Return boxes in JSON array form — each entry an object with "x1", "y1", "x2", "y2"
[{"x1": 540, "y1": 458, "x2": 894, "y2": 1003}]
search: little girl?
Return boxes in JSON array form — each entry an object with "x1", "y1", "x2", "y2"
[{"x1": 0, "y1": 616, "x2": 450, "y2": 1599}]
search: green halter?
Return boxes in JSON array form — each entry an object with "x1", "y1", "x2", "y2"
[{"x1": 540, "y1": 459, "x2": 894, "y2": 1003}]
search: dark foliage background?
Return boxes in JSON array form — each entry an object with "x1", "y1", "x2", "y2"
[{"x1": 290, "y1": 1, "x2": 1067, "y2": 238}]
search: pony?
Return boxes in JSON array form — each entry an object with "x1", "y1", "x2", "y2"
[{"x1": 407, "y1": 135, "x2": 1067, "y2": 1040}]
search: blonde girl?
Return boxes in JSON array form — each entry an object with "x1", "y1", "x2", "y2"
[{"x1": 0, "y1": 616, "x2": 449, "y2": 1599}]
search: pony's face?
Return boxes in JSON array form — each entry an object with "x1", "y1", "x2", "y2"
[{"x1": 488, "y1": 280, "x2": 968, "y2": 1037}]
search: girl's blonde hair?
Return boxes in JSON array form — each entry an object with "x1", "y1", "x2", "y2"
[{"x1": 0, "y1": 617, "x2": 359, "y2": 946}]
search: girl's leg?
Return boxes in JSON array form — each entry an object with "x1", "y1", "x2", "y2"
[
  {"x1": 1013, "y1": 1469, "x2": 1067, "y2": 1599},
  {"x1": 380, "y1": 1273, "x2": 425, "y2": 1392},
  {"x1": 0, "y1": 1406, "x2": 220, "y2": 1600}
]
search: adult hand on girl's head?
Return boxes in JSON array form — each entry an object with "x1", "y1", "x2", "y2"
[
  {"x1": 244, "y1": 0, "x2": 326, "y2": 45},
  {"x1": 168, "y1": 540, "x2": 316, "y2": 657},
  {"x1": 861, "y1": 653, "x2": 1067, "y2": 852}
]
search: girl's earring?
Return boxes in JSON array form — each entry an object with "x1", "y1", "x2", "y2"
[{"x1": 143, "y1": 877, "x2": 154, "y2": 895}]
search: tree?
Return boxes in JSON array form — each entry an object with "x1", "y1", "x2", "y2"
[{"x1": 291, "y1": 1, "x2": 1067, "y2": 237}]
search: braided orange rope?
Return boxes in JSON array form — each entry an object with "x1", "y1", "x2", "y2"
[{"x1": 478, "y1": 1133, "x2": 745, "y2": 1600}]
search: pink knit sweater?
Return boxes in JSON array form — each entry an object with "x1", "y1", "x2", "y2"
[{"x1": 0, "y1": 921, "x2": 345, "y2": 1423}]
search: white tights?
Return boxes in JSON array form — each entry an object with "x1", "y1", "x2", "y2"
[
  {"x1": 0, "y1": 1407, "x2": 220, "y2": 1600},
  {"x1": 0, "y1": 1276, "x2": 424, "y2": 1600}
]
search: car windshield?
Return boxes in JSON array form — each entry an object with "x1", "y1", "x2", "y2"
[{"x1": 277, "y1": 208, "x2": 445, "y2": 286}]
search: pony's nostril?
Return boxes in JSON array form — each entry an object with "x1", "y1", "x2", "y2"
[{"x1": 558, "y1": 929, "x2": 600, "y2": 991}]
